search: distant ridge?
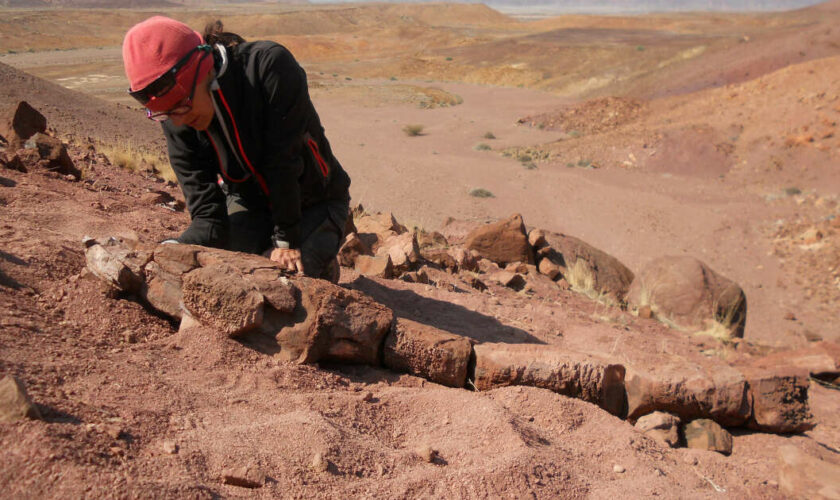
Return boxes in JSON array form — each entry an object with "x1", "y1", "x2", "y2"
[{"x1": 303, "y1": 0, "x2": 826, "y2": 14}]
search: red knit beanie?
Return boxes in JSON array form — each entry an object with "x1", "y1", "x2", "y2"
[{"x1": 122, "y1": 16, "x2": 214, "y2": 112}]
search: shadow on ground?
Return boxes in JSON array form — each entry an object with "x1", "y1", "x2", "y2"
[{"x1": 348, "y1": 276, "x2": 543, "y2": 344}]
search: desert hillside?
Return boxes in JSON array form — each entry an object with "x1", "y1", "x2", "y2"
[{"x1": 1, "y1": 1, "x2": 839, "y2": 498}]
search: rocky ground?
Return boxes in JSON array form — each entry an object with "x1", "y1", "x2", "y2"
[{"x1": 1, "y1": 105, "x2": 839, "y2": 497}]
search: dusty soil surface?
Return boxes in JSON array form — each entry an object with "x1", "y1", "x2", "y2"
[
  {"x1": 4, "y1": 141, "x2": 840, "y2": 498},
  {"x1": 2, "y1": 1, "x2": 840, "y2": 498}
]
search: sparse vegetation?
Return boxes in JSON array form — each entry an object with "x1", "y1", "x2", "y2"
[
  {"x1": 98, "y1": 140, "x2": 176, "y2": 182},
  {"x1": 403, "y1": 124, "x2": 425, "y2": 137},
  {"x1": 445, "y1": 56, "x2": 453, "y2": 61},
  {"x1": 523, "y1": 162, "x2": 537, "y2": 170},
  {"x1": 516, "y1": 153, "x2": 532, "y2": 163},
  {"x1": 483, "y1": 132, "x2": 496, "y2": 139},
  {"x1": 784, "y1": 186, "x2": 802, "y2": 196},
  {"x1": 469, "y1": 188, "x2": 494, "y2": 198},
  {"x1": 474, "y1": 143, "x2": 491, "y2": 151}
]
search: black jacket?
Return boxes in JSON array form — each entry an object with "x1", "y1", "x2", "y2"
[{"x1": 162, "y1": 41, "x2": 351, "y2": 249}]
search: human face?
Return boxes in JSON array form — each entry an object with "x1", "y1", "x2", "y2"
[{"x1": 167, "y1": 70, "x2": 216, "y2": 131}]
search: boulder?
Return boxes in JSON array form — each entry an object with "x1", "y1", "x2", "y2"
[
  {"x1": 740, "y1": 365, "x2": 813, "y2": 433},
  {"x1": 472, "y1": 343, "x2": 627, "y2": 416},
  {"x1": 464, "y1": 214, "x2": 533, "y2": 266},
  {"x1": 375, "y1": 232, "x2": 420, "y2": 273},
  {"x1": 635, "y1": 412, "x2": 680, "y2": 448},
  {"x1": 777, "y1": 445, "x2": 840, "y2": 500},
  {"x1": 265, "y1": 277, "x2": 393, "y2": 365},
  {"x1": 182, "y1": 264, "x2": 265, "y2": 337},
  {"x1": 684, "y1": 419, "x2": 732, "y2": 455},
  {"x1": 355, "y1": 255, "x2": 394, "y2": 279},
  {"x1": 0, "y1": 375, "x2": 41, "y2": 423},
  {"x1": 625, "y1": 363, "x2": 750, "y2": 426},
  {"x1": 541, "y1": 232, "x2": 634, "y2": 303},
  {"x1": 0, "y1": 101, "x2": 46, "y2": 148},
  {"x1": 384, "y1": 319, "x2": 473, "y2": 388},
  {"x1": 626, "y1": 256, "x2": 746, "y2": 338},
  {"x1": 338, "y1": 232, "x2": 371, "y2": 268},
  {"x1": 439, "y1": 217, "x2": 483, "y2": 245},
  {"x1": 23, "y1": 133, "x2": 80, "y2": 177}
]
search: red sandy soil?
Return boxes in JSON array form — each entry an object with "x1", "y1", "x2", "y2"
[
  {"x1": 2, "y1": 2, "x2": 840, "y2": 497},
  {"x1": 3, "y1": 139, "x2": 839, "y2": 498}
]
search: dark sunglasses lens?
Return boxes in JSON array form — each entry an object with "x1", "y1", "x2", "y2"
[{"x1": 129, "y1": 72, "x2": 177, "y2": 105}]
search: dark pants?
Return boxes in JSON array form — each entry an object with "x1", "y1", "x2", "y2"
[{"x1": 226, "y1": 192, "x2": 348, "y2": 281}]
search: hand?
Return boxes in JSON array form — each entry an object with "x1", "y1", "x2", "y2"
[{"x1": 267, "y1": 247, "x2": 303, "y2": 274}]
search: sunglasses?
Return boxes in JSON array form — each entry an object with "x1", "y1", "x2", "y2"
[{"x1": 127, "y1": 45, "x2": 211, "y2": 121}]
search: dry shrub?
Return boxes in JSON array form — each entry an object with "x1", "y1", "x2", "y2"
[
  {"x1": 468, "y1": 188, "x2": 494, "y2": 198},
  {"x1": 403, "y1": 124, "x2": 425, "y2": 137}
]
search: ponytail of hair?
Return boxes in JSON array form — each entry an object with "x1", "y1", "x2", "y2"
[{"x1": 203, "y1": 20, "x2": 245, "y2": 48}]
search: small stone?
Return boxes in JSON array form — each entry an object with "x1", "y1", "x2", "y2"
[
  {"x1": 528, "y1": 229, "x2": 547, "y2": 248},
  {"x1": 105, "y1": 425, "x2": 123, "y2": 440},
  {"x1": 766, "y1": 480, "x2": 778, "y2": 488},
  {"x1": 416, "y1": 445, "x2": 437, "y2": 463},
  {"x1": 635, "y1": 411, "x2": 680, "y2": 448},
  {"x1": 222, "y1": 466, "x2": 265, "y2": 488},
  {"x1": 613, "y1": 465, "x2": 625, "y2": 473},
  {"x1": 123, "y1": 330, "x2": 138, "y2": 344},
  {"x1": 637, "y1": 304, "x2": 653, "y2": 319},
  {"x1": 0, "y1": 375, "x2": 42, "y2": 423},
  {"x1": 162, "y1": 440, "x2": 178, "y2": 454},
  {"x1": 310, "y1": 453, "x2": 329, "y2": 473},
  {"x1": 783, "y1": 312, "x2": 796, "y2": 321},
  {"x1": 362, "y1": 391, "x2": 375, "y2": 402},
  {"x1": 537, "y1": 258, "x2": 561, "y2": 280},
  {"x1": 684, "y1": 419, "x2": 733, "y2": 455}
]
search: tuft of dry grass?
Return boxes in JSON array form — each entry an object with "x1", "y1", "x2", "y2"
[
  {"x1": 468, "y1": 188, "x2": 494, "y2": 198},
  {"x1": 403, "y1": 124, "x2": 425, "y2": 137},
  {"x1": 98, "y1": 140, "x2": 176, "y2": 182}
]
